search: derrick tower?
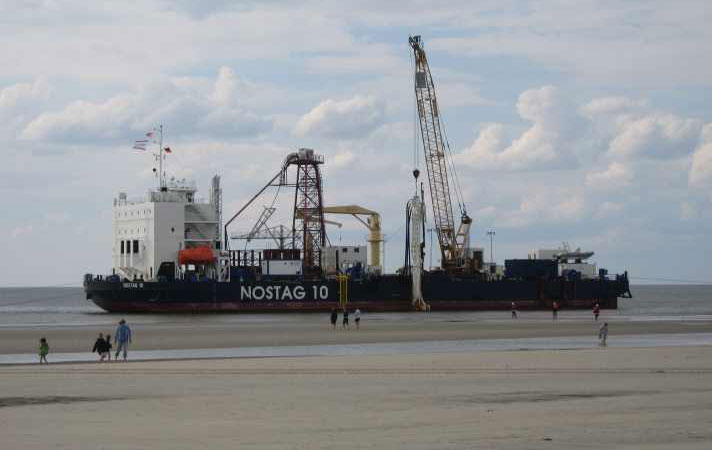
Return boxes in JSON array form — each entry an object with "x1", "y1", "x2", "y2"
[{"x1": 289, "y1": 148, "x2": 326, "y2": 275}]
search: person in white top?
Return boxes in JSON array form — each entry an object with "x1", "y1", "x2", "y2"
[
  {"x1": 354, "y1": 308, "x2": 361, "y2": 329},
  {"x1": 598, "y1": 322, "x2": 609, "y2": 346}
]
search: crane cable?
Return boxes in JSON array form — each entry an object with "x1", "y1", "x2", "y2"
[
  {"x1": 410, "y1": 48, "x2": 420, "y2": 174},
  {"x1": 438, "y1": 105, "x2": 467, "y2": 217}
]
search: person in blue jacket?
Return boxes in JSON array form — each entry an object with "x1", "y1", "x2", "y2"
[{"x1": 114, "y1": 319, "x2": 132, "y2": 361}]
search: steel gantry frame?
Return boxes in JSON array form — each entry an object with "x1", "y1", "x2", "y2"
[{"x1": 290, "y1": 149, "x2": 326, "y2": 275}]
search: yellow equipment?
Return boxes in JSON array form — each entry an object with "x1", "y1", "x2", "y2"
[
  {"x1": 338, "y1": 273, "x2": 349, "y2": 308},
  {"x1": 322, "y1": 205, "x2": 383, "y2": 273}
]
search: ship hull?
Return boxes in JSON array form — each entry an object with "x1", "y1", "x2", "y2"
[{"x1": 84, "y1": 274, "x2": 630, "y2": 313}]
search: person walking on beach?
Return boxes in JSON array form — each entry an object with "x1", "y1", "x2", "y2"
[
  {"x1": 105, "y1": 334, "x2": 112, "y2": 361},
  {"x1": 511, "y1": 301, "x2": 518, "y2": 319},
  {"x1": 354, "y1": 308, "x2": 361, "y2": 329},
  {"x1": 114, "y1": 319, "x2": 132, "y2": 361},
  {"x1": 92, "y1": 333, "x2": 108, "y2": 362},
  {"x1": 342, "y1": 309, "x2": 349, "y2": 329},
  {"x1": 593, "y1": 303, "x2": 600, "y2": 321},
  {"x1": 552, "y1": 301, "x2": 559, "y2": 320},
  {"x1": 38, "y1": 337, "x2": 49, "y2": 364},
  {"x1": 330, "y1": 309, "x2": 338, "y2": 329},
  {"x1": 598, "y1": 322, "x2": 609, "y2": 346}
]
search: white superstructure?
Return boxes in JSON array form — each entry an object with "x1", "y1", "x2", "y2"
[
  {"x1": 322, "y1": 245, "x2": 367, "y2": 274},
  {"x1": 112, "y1": 176, "x2": 221, "y2": 281},
  {"x1": 529, "y1": 243, "x2": 598, "y2": 279}
]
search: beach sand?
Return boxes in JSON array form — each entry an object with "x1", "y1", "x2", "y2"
[
  {"x1": 1, "y1": 313, "x2": 711, "y2": 354},
  {"x1": 1, "y1": 346, "x2": 712, "y2": 449}
]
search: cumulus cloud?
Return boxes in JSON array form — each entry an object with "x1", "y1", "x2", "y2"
[
  {"x1": 456, "y1": 86, "x2": 580, "y2": 170},
  {"x1": 19, "y1": 67, "x2": 272, "y2": 143},
  {"x1": 0, "y1": 78, "x2": 50, "y2": 114},
  {"x1": 211, "y1": 67, "x2": 237, "y2": 107},
  {"x1": 330, "y1": 150, "x2": 356, "y2": 169},
  {"x1": 579, "y1": 96, "x2": 646, "y2": 119},
  {"x1": 608, "y1": 113, "x2": 702, "y2": 159},
  {"x1": 20, "y1": 95, "x2": 138, "y2": 142},
  {"x1": 586, "y1": 162, "x2": 632, "y2": 190},
  {"x1": 689, "y1": 124, "x2": 712, "y2": 189},
  {"x1": 294, "y1": 95, "x2": 385, "y2": 139}
]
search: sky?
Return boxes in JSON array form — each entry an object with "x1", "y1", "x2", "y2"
[{"x1": 1, "y1": 0, "x2": 711, "y2": 286}]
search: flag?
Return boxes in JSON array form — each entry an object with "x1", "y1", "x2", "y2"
[
  {"x1": 133, "y1": 139, "x2": 148, "y2": 151},
  {"x1": 163, "y1": 147, "x2": 172, "y2": 153}
]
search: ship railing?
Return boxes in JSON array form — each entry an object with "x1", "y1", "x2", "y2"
[
  {"x1": 114, "y1": 197, "x2": 147, "y2": 206},
  {"x1": 185, "y1": 231, "x2": 217, "y2": 241}
]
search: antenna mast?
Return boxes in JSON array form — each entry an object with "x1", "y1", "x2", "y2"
[{"x1": 155, "y1": 124, "x2": 165, "y2": 189}]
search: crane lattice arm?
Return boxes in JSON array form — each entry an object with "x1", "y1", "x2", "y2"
[{"x1": 409, "y1": 35, "x2": 471, "y2": 269}]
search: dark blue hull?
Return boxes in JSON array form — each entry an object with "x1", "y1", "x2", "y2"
[{"x1": 84, "y1": 273, "x2": 631, "y2": 313}]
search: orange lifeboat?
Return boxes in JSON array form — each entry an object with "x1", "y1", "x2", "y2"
[{"x1": 178, "y1": 246, "x2": 215, "y2": 265}]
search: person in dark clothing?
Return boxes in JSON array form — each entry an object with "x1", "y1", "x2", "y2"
[
  {"x1": 552, "y1": 301, "x2": 559, "y2": 320},
  {"x1": 330, "y1": 309, "x2": 338, "y2": 329},
  {"x1": 92, "y1": 333, "x2": 107, "y2": 362},
  {"x1": 511, "y1": 302, "x2": 518, "y2": 319},
  {"x1": 104, "y1": 334, "x2": 112, "y2": 361},
  {"x1": 593, "y1": 303, "x2": 601, "y2": 321},
  {"x1": 342, "y1": 309, "x2": 349, "y2": 329}
]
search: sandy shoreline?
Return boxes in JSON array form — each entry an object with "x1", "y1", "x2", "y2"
[
  {"x1": 1, "y1": 313, "x2": 711, "y2": 355},
  {"x1": 2, "y1": 346, "x2": 712, "y2": 449}
]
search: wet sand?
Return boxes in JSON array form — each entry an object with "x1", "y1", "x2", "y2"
[
  {"x1": 1, "y1": 313, "x2": 711, "y2": 354},
  {"x1": 1, "y1": 346, "x2": 712, "y2": 449}
]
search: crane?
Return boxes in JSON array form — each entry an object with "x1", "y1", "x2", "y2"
[
  {"x1": 409, "y1": 35, "x2": 472, "y2": 270},
  {"x1": 296, "y1": 205, "x2": 382, "y2": 273},
  {"x1": 322, "y1": 205, "x2": 383, "y2": 273}
]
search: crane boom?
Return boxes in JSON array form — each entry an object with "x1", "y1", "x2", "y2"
[{"x1": 409, "y1": 35, "x2": 471, "y2": 269}]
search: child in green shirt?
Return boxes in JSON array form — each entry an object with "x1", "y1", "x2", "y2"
[{"x1": 39, "y1": 337, "x2": 49, "y2": 364}]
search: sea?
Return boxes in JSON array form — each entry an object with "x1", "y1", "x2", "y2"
[
  {"x1": 1, "y1": 284, "x2": 711, "y2": 328},
  {"x1": 1, "y1": 284, "x2": 711, "y2": 364}
]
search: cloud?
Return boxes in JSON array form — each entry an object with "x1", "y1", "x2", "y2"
[
  {"x1": 608, "y1": 113, "x2": 702, "y2": 159},
  {"x1": 19, "y1": 67, "x2": 273, "y2": 143},
  {"x1": 586, "y1": 162, "x2": 632, "y2": 190},
  {"x1": 11, "y1": 224, "x2": 33, "y2": 239},
  {"x1": 689, "y1": 124, "x2": 712, "y2": 189},
  {"x1": 428, "y1": 2, "x2": 712, "y2": 87},
  {"x1": 456, "y1": 86, "x2": 580, "y2": 170},
  {"x1": 294, "y1": 95, "x2": 385, "y2": 139},
  {"x1": 20, "y1": 94, "x2": 138, "y2": 142},
  {"x1": 594, "y1": 201, "x2": 624, "y2": 219},
  {"x1": 0, "y1": 78, "x2": 50, "y2": 113},
  {"x1": 330, "y1": 150, "x2": 356, "y2": 169},
  {"x1": 502, "y1": 191, "x2": 586, "y2": 227},
  {"x1": 580, "y1": 96, "x2": 646, "y2": 119}
]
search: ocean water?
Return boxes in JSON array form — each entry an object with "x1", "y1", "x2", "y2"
[{"x1": 0, "y1": 284, "x2": 711, "y2": 328}]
